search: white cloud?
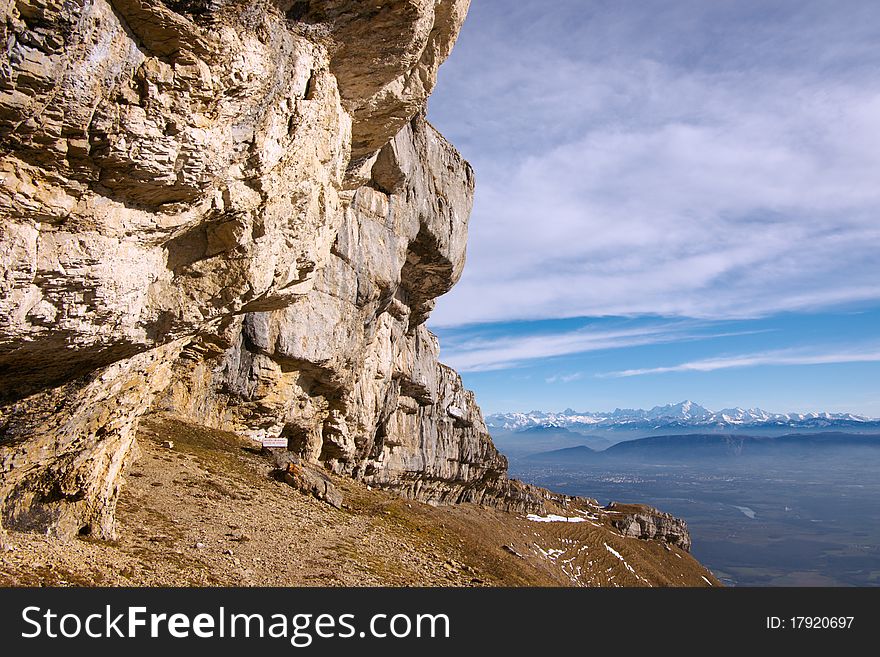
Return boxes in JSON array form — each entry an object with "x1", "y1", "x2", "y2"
[
  {"x1": 428, "y1": 1, "x2": 880, "y2": 327},
  {"x1": 602, "y1": 348, "x2": 880, "y2": 378}
]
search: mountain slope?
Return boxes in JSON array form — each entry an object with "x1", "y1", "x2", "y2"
[
  {"x1": 0, "y1": 416, "x2": 717, "y2": 587},
  {"x1": 529, "y1": 445, "x2": 599, "y2": 462}
]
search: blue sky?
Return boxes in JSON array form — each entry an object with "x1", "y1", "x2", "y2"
[{"x1": 425, "y1": 0, "x2": 880, "y2": 416}]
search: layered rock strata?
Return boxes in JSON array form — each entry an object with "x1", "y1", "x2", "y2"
[
  {"x1": 1, "y1": 0, "x2": 543, "y2": 539},
  {"x1": 604, "y1": 503, "x2": 692, "y2": 552}
]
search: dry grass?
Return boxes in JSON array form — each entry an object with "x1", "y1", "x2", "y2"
[{"x1": 0, "y1": 414, "x2": 720, "y2": 587}]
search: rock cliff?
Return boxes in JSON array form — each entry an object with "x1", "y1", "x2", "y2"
[
  {"x1": 1, "y1": 0, "x2": 546, "y2": 540},
  {"x1": 603, "y1": 502, "x2": 692, "y2": 552}
]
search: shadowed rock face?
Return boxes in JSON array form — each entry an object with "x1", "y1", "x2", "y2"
[{"x1": 1, "y1": 0, "x2": 542, "y2": 538}]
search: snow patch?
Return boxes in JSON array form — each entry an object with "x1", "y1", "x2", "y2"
[
  {"x1": 604, "y1": 543, "x2": 625, "y2": 561},
  {"x1": 526, "y1": 514, "x2": 588, "y2": 523}
]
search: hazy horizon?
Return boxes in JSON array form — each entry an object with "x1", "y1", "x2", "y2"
[{"x1": 484, "y1": 399, "x2": 880, "y2": 419}]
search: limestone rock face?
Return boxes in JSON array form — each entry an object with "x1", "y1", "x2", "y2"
[
  {"x1": 292, "y1": 0, "x2": 471, "y2": 163},
  {"x1": 156, "y1": 115, "x2": 544, "y2": 514},
  {"x1": 0, "y1": 0, "x2": 542, "y2": 538}
]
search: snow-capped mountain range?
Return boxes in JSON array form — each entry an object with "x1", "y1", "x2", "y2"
[{"x1": 485, "y1": 401, "x2": 880, "y2": 432}]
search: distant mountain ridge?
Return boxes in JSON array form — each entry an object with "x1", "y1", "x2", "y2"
[
  {"x1": 527, "y1": 432, "x2": 880, "y2": 462},
  {"x1": 486, "y1": 400, "x2": 880, "y2": 432}
]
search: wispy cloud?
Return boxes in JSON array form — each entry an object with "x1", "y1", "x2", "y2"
[
  {"x1": 429, "y1": 0, "x2": 880, "y2": 327},
  {"x1": 602, "y1": 348, "x2": 880, "y2": 378},
  {"x1": 443, "y1": 325, "x2": 679, "y2": 372},
  {"x1": 545, "y1": 372, "x2": 583, "y2": 384},
  {"x1": 440, "y1": 321, "x2": 766, "y2": 372}
]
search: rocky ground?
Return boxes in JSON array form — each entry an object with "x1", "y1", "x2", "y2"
[{"x1": 0, "y1": 415, "x2": 719, "y2": 587}]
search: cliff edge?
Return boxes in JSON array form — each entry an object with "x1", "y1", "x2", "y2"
[{"x1": 0, "y1": 0, "x2": 542, "y2": 541}]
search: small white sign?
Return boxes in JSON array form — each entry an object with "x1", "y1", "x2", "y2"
[{"x1": 261, "y1": 437, "x2": 288, "y2": 448}]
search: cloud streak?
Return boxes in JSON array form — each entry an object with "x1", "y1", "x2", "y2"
[
  {"x1": 603, "y1": 348, "x2": 880, "y2": 378},
  {"x1": 440, "y1": 322, "x2": 767, "y2": 373},
  {"x1": 545, "y1": 372, "x2": 583, "y2": 384}
]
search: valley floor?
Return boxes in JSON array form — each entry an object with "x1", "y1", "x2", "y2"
[{"x1": 0, "y1": 416, "x2": 718, "y2": 587}]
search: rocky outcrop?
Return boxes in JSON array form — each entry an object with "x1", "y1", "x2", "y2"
[
  {"x1": 0, "y1": 0, "x2": 544, "y2": 539},
  {"x1": 603, "y1": 503, "x2": 692, "y2": 551},
  {"x1": 156, "y1": 114, "x2": 543, "y2": 514}
]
